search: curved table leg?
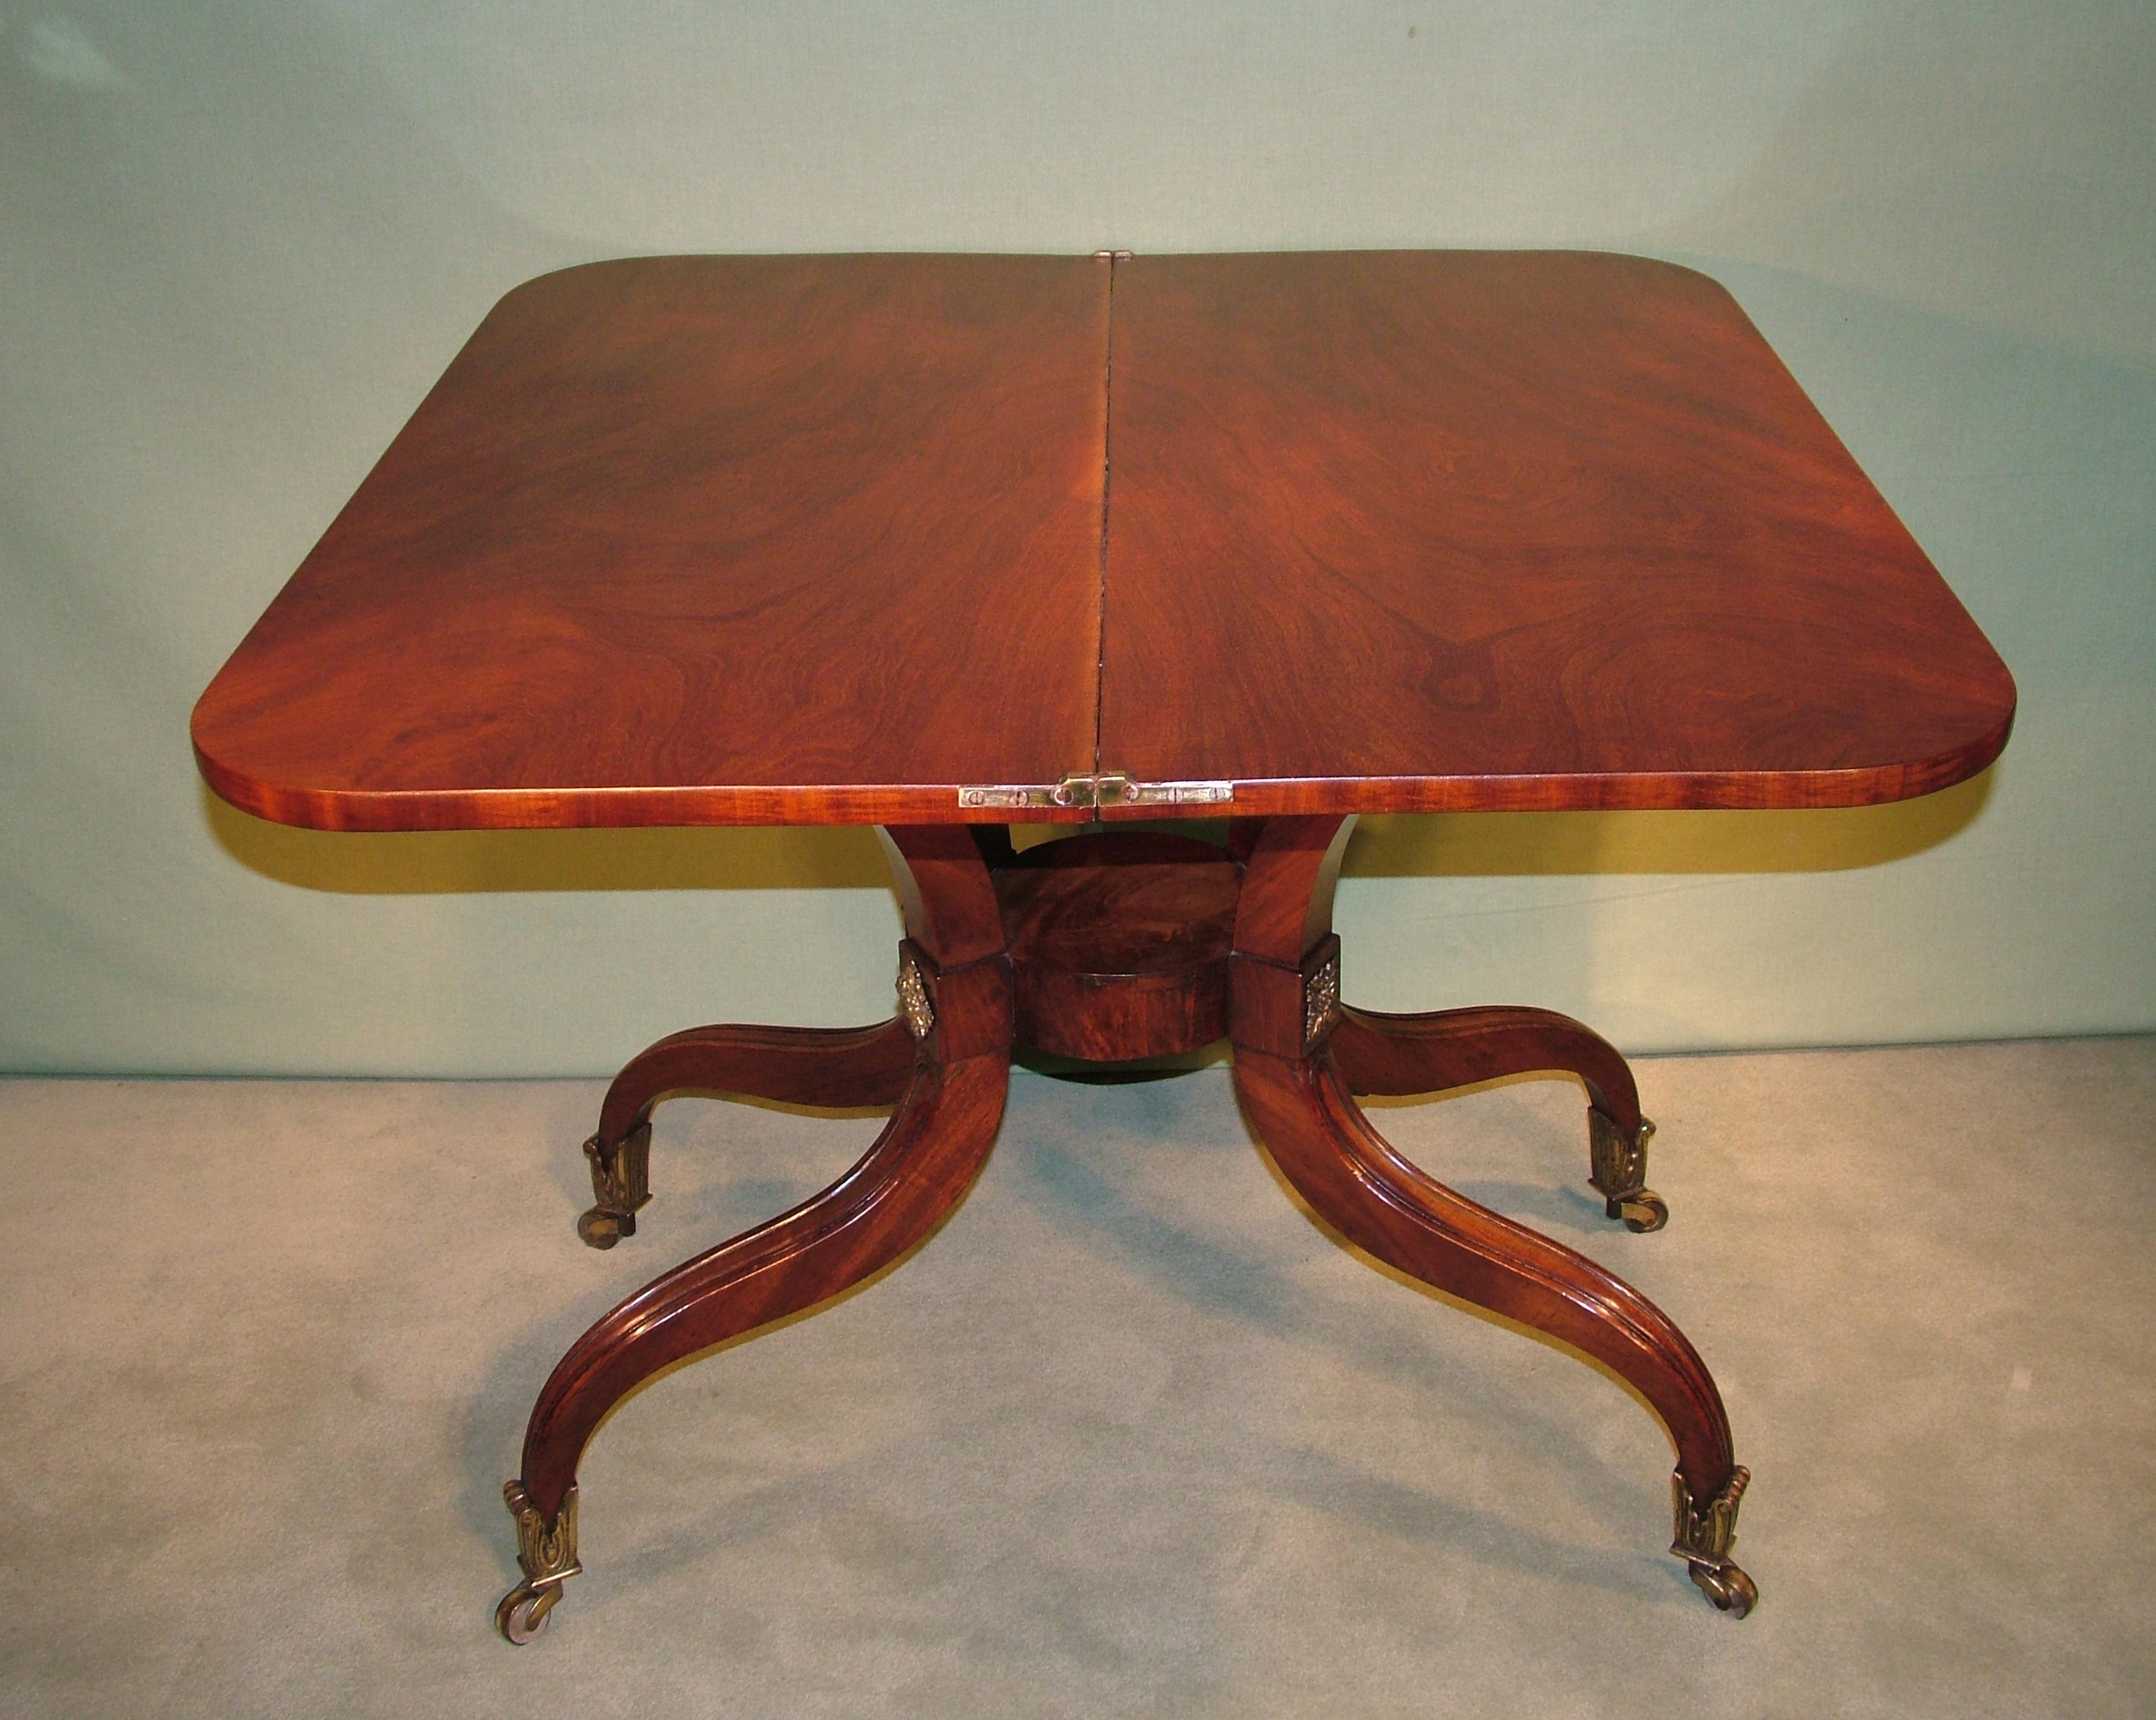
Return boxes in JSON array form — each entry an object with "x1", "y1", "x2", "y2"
[
  {"x1": 1330, "y1": 1003, "x2": 1667, "y2": 1232},
  {"x1": 579, "y1": 1018, "x2": 918, "y2": 1249},
  {"x1": 1235, "y1": 1045, "x2": 1754, "y2": 1614},
  {"x1": 1228, "y1": 815, "x2": 1753, "y2": 1615},
  {"x1": 498, "y1": 822, "x2": 1014, "y2": 1642},
  {"x1": 498, "y1": 1047, "x2": 1009, "y2": 1641}
]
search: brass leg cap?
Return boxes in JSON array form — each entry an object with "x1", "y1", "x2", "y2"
[
  {"x1": 1590, "y1": 1112, "x2": 1667, "y2": 1231},
  {"x1": 1672, "y1": 1466, "x2": 1753, "y2": 1618},
  {"x1": 498, "y1": 1480, "x2": 580, "y2": 1645}
]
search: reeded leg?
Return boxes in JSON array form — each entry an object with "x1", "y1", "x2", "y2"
[
  {"x1": 1331, "y1": 1003, "x2": 1667, "y2": 1231},
  {"x1": 498, "y1": 824, "x2": 1014, "y2": 1641},
  {"x1": 579, "y1": 1019, "x2": 917, "y2": 1247},
  {"x1": 1235, "y1": 1046, "x2": 1752, "y2": 1612},
  {"x1": 498, "y1": 1048, "x2": 1009, "y2": 1637},
  {"x1": 1229, "y1": 816, "x2": 1753, "y2": 1614}
]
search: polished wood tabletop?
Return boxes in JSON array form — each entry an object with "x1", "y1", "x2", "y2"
[
  {"x1": 1104, "y1": 251, "x2": 2013, "y2": 810},
  {"x1": 193, "y1": 250, "x2": 2013, "y2": 832},
  {"x1": 194, "y1": 255, "x2": 1111, "y2": 831}
]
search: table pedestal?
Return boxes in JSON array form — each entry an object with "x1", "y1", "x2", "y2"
[{"x1": 495, "y1": 817, "x2": 1755, "y2": 1640}]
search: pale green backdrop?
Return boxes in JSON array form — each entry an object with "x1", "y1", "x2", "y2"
[{"x1": 3, "y1": 1, "x2": 2150, "y2": 1077}]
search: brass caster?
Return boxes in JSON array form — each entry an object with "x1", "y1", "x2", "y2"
[
  {"x1": 1688, "y1": 1558, "x2": 1759, "y2": 1618},
  {"x1": 1590, "y1": 1111, "x2": 1666, "y2": 1231},
  {"x1": 579, "y1": 1123, "x2": 651, "y2": 1250},
  {"x1": 494, "y1": 1580, "x2": 561, "y2": 1644},
  {"x1": 497, "y1": 1480, "x2": 580, "y2": 1646},
  {"x1": 1615, "y1": 1189, "x2": 1669, "y2": 1233},
  {"x1": 1672, "y1": 1465, "x2": 1754, "y2": 1619}
]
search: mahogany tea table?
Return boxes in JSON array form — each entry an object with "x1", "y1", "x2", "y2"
[{"x1": 191, "y1": 251, "x2": 2015, "y2": 1640}]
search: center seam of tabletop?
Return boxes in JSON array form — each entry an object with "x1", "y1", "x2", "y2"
[{"x1": 1090, "y1": 252, "x2": 1119, "y2": 789}]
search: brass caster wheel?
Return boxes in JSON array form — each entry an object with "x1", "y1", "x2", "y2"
[
  {"x1": 1589, "y1": 1112, "x2": 1664, "y2": 1231},
  {"x1": 499, "y1": 1480, "x2": 580, "y2": 1645},
  {"x1": 494, "y1": 1580, "x2": 560, "y2": 1644},
  {"x1": 1672, "y1": 1465, "x2": 1751, "y2": 1617},
  {"x1": 580, "y1": 1126, "x2": 650, "y2": 1249},
  {"x1": 1688, "y1": 1559, "x2": 1758, "y2": 1618},
  {"x1": 1616, "y1": 1189, "x2": 1669, "y2": 1233}
]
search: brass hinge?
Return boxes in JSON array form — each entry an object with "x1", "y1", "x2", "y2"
[{"x1": 957, "y1": 771, "x2": 1232, "y2": 812}]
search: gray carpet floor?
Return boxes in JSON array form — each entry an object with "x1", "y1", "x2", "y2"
[{"x1": 2, "y1": 1038, "x2": 2151, "y2": 1718}]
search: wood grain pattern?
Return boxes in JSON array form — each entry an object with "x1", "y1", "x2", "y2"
[
  {"x1": 196, "y1": 250, "x2": 2012, "y2": 832},
  {"x1": 1100, "y1": 250, "x2": 2015, "y2": 814},
  {"x1": 880, "y1": 823, "x2": 1014, "y2": 967},
  {"x1": 997, "y1": 831, "x2": 1239, "y2": 1061},
  {"x1": 1233, "y1": 1046, "x2": 1737, "y2": 1500},
  {"x1": 508, "y1": 813, "x2": 1755, "y2": 1626},
  {"x1": 518, "y1": 1050, "x2": 1009, "y2": 1525},
  {"x1": 513, "y1": 824, "x2": 1014, "y2": 1526},
  {"x1": 1332, "y1": 1003, "x2": 1644, "y2": 1134},
  {"x1": 1225, "y1": 813, "x2": 1743, "y2": 1524},
  {"x1": 194, "y1": 255, "x2": 1110, "y2": 831},
  {"x1": 592, "y1": 1018, "x2": 916, "y2": 1147}
]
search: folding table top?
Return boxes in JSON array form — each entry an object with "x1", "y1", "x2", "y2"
[{"x1": 192, "y1": 251, "x2": 2013, "y2": 829}]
